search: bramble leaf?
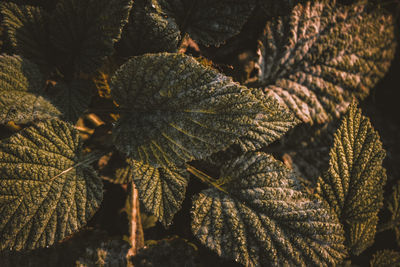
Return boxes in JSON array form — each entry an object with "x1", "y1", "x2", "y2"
[
  {"x1": 47, "y1": 80, "x2": 93, "y2": 123},
  {"x1": 111, "y1": 53, "x2": 297, "y2": 167},
  {"x1": 50, "y1": 0, "x2": 133, "y2": 73},
  {"x1": 192, "y1": 152, "x2": 346, "y2": 267},
  {"x1": 119, "y1": 0, "x2": 180, "y2": 56},
  {"x1": 0, "y1": 54, "x2": 61, "y2": 124},
  {"x1": 0, "y1": 3, "x2": 52, "y2": 69},
  {"x1": 387, "y1": 180, "x2": 400, "y2": 246},
  {"x1": 317, "y1": 102, "x2": 386, "y2": 254},
  {"x1": 128, "y1": 160, "x2": 188, "y2": 227},
  {"x1": 158, "y1": 0, "x2": 256, "y2": 46},
  {"x1": 370, "y1": 250, "x2": 400, "y2": 267},
  {"x1": 258, "y1": 0, "x2": 299, "y2": 17},
  {"x1": 0, "y1": 120, "x2": 103, "y2": 251},
  {"x1": 256, "y1": 1, "x2": 396, "y2": 124}
]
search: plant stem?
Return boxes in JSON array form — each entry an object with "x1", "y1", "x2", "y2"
[
  {"x1": 126, "y1": 181, "x2": 144, "y2": 266},
  {"x1": 186, "y1": 164, "x2": 227, "y2": 193}
]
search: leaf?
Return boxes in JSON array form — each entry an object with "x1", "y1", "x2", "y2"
[
  {"x1": 192, "y1": 152, "x2": 346, "y2": 267},
  {"x1": 316, "y1": 102, "x2": 386, "y2": 254},
  {"x1": 236, "y1": 89, "x2": 299, "y2": 151},
  {"x1": 130, "y1": 237, "x2": 198, "y2": 267},
  {"x1": 370, "y1": 250, "x2": 400, "y2": 267},
  {"x1": 111, "y1": 52, "x2": 297, "y2": 167},
  {"x1": 259, "y1": 0, "x2": 300, "y2": 17},
  {"x1": 347, "y1": 217, "x2": 378, "y2": 256},
  {"x1": 75, "y1": 239, "x2": 130, "y2": 267},
  {"x1": 0, "y1": 54, "x2": 61, "y2": 124},
  {"x1": 47, "y1": 80, "x2": 93, "y2": 123},
  {"x1": 388, "y1": 180, "x2": 400, "y2": 246},
  {"x1": 256, "y1": 1, "x2": 396, "y2": 124},
  {"x1": 0, "y1": 119, "x2": 103, "y2": 251},
  {"x1": 158, "y1": 0, "x2": 256, "y2": 46},
  {"x1": 50, "y1": 0, "x2": 133, "y2": 73},
  {"x1": 119, "y1": 0, "x2": 180, "y2": 56},
  {"x1": 128, "y1": 160, "x2": 189, "y2": 227},
  {"x1": 0, "y1": 3, "x2": 52, "y2": 70}
]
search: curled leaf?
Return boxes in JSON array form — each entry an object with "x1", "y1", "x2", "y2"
[
  {"x1": 256, "y1": 1, "x2": 396, "y2": 124},
  {"x1": 0, "y1": 119, "x2": 103, "y2": 251},
  {"x1": 192, "y1": 152, "x2": 346, "y2": 267}
]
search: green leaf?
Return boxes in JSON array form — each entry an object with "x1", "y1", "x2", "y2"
[
  {"x1": 119, "y1": 0, "x2": 180, "y2": 56},
  {"x1": 317, "y1": 102, "x2": 386, "y2": 254},
  {"x1": 0, "y1": 119, "x2": 103, "y2": 251},
  {"x1": 158, "y1": 0, "x2": 256, "y2": 46},
  {"x1": 50, "y1": 0, "x2": 133, "y2": 73},
  {"x1": 256, "y1": 1, "x2": 396, "y2": 124},
  {"x1": 192, "y1": 152, "x2": 346, "y2": 267},
  {"x1": 0, "y1": 54, "x2": 61, "y2": 124},
  {"x1": 0, "y1": 3, "x2": 52, "y2": 70},
  {"x1": 47, "y1": 80, "x2": 93, "y2": 123},
  {"x1": 111, "y1": 53, "x2": 297, "y2": 167},
  {"x1": 128, "y1": 160, "x2": 188, "y2": 227},
  {"x1": 370, "y1": 250, "x2": 400, "y2": 267}
]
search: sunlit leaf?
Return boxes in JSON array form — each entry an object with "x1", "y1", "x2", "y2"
[
  {"x1": 111, "y1": 53, "x2": 297, "y2": 167},
  {"x1": 256, "y1": 1, "x2": 396, "y2": 124},
  {"x1": 128, "y1": 160, "x2": 188, "y2": 227},
  {"x1": 317, "y1": 102, "x2": 386, "y2": 254},
  {"x1": 192, "y1": 152, "x2": 347, "y2": 267},
  {"x1": 0, "y1": 119, "x2": 103, "y2": 251}
]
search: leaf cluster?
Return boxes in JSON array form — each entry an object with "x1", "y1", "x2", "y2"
[{"x1": 0, "y1": 0, "x2": 399, "y2": 266}]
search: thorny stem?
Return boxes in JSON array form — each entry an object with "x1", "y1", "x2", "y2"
[
  {"x1": 126, "y1": 182, "x2": 144, "y2": 266},
  {"x1": 186, "y1": 164, "x2": 227, "y2": 193}
]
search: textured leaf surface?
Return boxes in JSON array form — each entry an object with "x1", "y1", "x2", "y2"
[
  {"x1": 0, "y1": 54, "x2": 60, "y2": 124},
  {"x1": 259, "y1": 0, "x2": 300, "y2": 17},
  {"x1": 0, "y1": 3, "x2": 51, "y2": 69},
  {"x1": 47, "y1": 80, "x2": 93, "y2": 123},
  {"x1": 111, "y1": 53, "x2": 297, "y2": 167},
  {"x1": 50, "y1": 0, "x2": 133, "y2": 73},
  {"x1": 388, "y1": 180, "x2": 400, "y2": 246},
  {"x1": 119, "y1": 0, "x2": 180, "y2": 56},
  {"x1": 128, "y1": 160, "x2": 188, "y2": 227},
  {"x1": 0, "y1": 120, "x2": 103, "y2": 251},
  {"x1": 192, "y1": 152, "x2": 346, "y2": 267},
  {"x1": 158, "y1": 0, "x2": 256, "y2": 46},
  {"x1": 370, "y1": 250, "x2": 400, "y2": 267},
  {"x1": 256, "y1": 1, "x2": 396, "y2": 124},
  {"x1": 317, "y1": 103, "x2": 386, "y2": 254},
  {"x1": 347, "y1": 217, "x2": 377, "y2": 256}
]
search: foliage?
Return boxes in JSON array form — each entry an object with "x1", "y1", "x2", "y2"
[{"x1": 0, "y1": 0, "x2": 399, "y2": 266}]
